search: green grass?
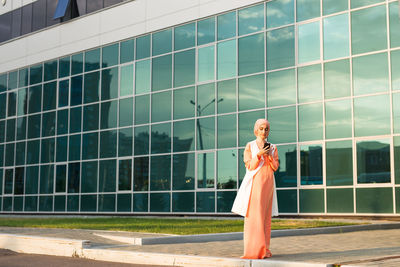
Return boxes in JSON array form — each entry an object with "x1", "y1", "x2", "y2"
[{"x1": 0, "y1": 218, "x2": 358, "y2": 235}]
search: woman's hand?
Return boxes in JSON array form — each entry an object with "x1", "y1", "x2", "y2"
[{"x1": 257, "y1": 147, "x2": 270, "y2": 158}]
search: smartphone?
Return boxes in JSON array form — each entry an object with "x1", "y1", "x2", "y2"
[{"x1": 263, "y1": 142, "x2": 271, "y2": 150}]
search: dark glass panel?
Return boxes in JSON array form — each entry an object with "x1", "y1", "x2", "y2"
[
  {"x1": 44, "y1": 60, "x2": 58, "y2": 82},
  {"x1": 174, "y1": 49, "x2": 195, "y2": 87},
  {"x1": 327, "y1": 188, "x2": 354, "y2": 213},
  {"x1": 300, "y1": 144, "x2": 323, "y2": 185},
  {"x1": 120, "y1": 39, "x2": 134, "y2": 64},
  {"x1": 173, "y1": 119, "x2": 195, "y2": 152},
  {"x1": 356, "y1": 187, "x2": 393, "y2": 213},
  {"x1": 4, "y1": 143, "x2": 14, "y2": 167},
  {"x1": 196, "y1": 192, "x2": 215, "y2": 212},
  {"x1": 134, "y1": 125, "x2": 149, "y2": 155},
  {"x1": 58, "y1": 79, "x2": 69, "y2": 107},
  {"x1": 87, "y1": 0, "x2": 103, "y2": 13},
  {"x1": 40, "y1": 137, "x2": 55, "y2": 163},
  {"x1": 0, "y1": 94, "x2": 5, "y2": 119},
  {"x1": 43, "y1": 82, "x2": 57, "y2": 111},
  {"x1": 27, "y1": 114, "x2": 41, "y2": 139},
  {"x1": 8, "y1": 71, "x2": 17, "y2": 90},
  {"x1": 217, "y1": 114, "x2": 236, "y2": 149},
  {"x1": 85, "y1": 48, "x2": 100, "y2": 72},
  {"x1": 81, "y1": 195, "x2": 97, "y2": 212},
  {"x1": 151, "y1": 123, "x2": 171, "y2": 154},
  {"x1": 172, "y1": 192, "x2": 194, "y2": 212},
  {"x1": 68, "y1": 134, "x2": 81, "y2": 161},
  {"x1": 238, "y1": 110, "x2": 264, "y2": 147},
  {"x1": 67, "y1": 195, "x2": 79, "y2": 212},
  {"x1": 16, "y1": 115, "x2": 26, "y2": 140},
  {"x1": 152, "y1": 54, "x2": 172, "y2": 91},
  {"x1": 101, "y1": 67, "x2": 118, "y2": 100},
  {"x1": 118, "y1": 127, "x2": 133, "y2": 157},
  {"x1": 84, "y1": 71, "x2": 100, "y2": 103},
  {"x1": 57, "y1": 109, "x2": 68, "y2": 135},
  {"x1": 55, "y1": 165, "x2": 67, "y2": 193},
  {"x1": 117, "y1": 194, "x2": 131, "y2": 212},
  {"x1": 81, "y1": 161, "x2": 98, "y2": 193},
  {"x1": 54, "y1": 195, "x2": 65, "y2": 211},
  {"x1": 11, "y1": 9, "x2": 22, "y2": 39},
  {"x1": 326, "y1": 141, "x2": 353, "y2": 186},
  {"x1": 119, "y1": 159, "x2": 132, "y2": 191},
  {"x1": 150, "y1": 155, "x2": 171, "y2": 191},
  {"x1": 13, "y1": 196, "x2": 23, "y2": 211},
  {"x1": 217, "y1": 191, "x2": 236, "y2": 212},
  {"x1": 0, "y1": 75, "x2": 6, "y2": 92},
  {"x1": 71, "y1": 53, "x2": 83, "y2": 75},
  {"x1": 70, "y1": 75, "x2": 83, "y2": 106},
  {"x1": 21, "y1": 4, "x2": 33, "y2": 35},
  {"x1": 82, "y1": 132, "x2": 98, "y2": 160},
  {"x1": 217, "y1": 79, "x2": 236, "y2": 114},
  {"x1": 136, "y1": 34, "x2": 150, "y2": 60},
  {"x1": 238, "y1": 33, "x2": 265, "y2": 76},
  {"x1": 267, "y1": 26, "x2": 295, "y2": 70},
  {"x1": 25, "y1": 166, "x2": 38, "y2": 194},
  {"x1": 6, "y1": 118, "x2": 15, "y2": 142},
  {"x1": 4, "y1": 169, "x2": 13, "y2": 194},
  {"x1": 14, "y1": 167, "x2": 24, "y2": 195},
  {"x1": 153, "y1": 29, "x2": 172, "y2": 56},
  {"x1": 68, "y1": 162, "x2": 80, "y2": 193},
  {"x1": 197, "y1": 117, "x2": 215, "y2": 150},
  {"x1": 59, "y1": 56, "x2": 70, "y2": 78},
  {"x1": 238, "y1": 74, "x2": 265, "y2": 111},
  {"x1": 40, "y1": 164, "x2": 54, "y2": 194},
  {"x1": 24, "y1": 196, "x2": 38, "y2": 211},
  {"x1": 30, "y1": 64, "x2": 43, "y2": 85},
  {"x1": 99, "y1": 159, "x2": 116, "y2": 192},
  {"x1": 217, "y1": 11, "x2": 236, "y2": 41},
  {"x1": 0, "y1": 11, "x2": 11, "y2": 42},
  {"x1": 151, "y1": 91, "x2": 171, "y2": 122},
  {"x1": 32, "y1": 0, "x2": 46, "y2": 32},
  {"x1": 217, "y1": 149, "x2": 237, "y2": 189},
  {"x1": 28, "y1": 85, "x2": 41, "y2": 114},
  {"x1": 275, "y1": 145, "x2": 297, "y2": 188},
  {"x1": 277, "y1": 190, "x2": 297, "y2": 213},
  {"x1": 56, "y1": 136, "x2": 67, "y2": 162},
  {"x1": 150, "y1": 193, "x2": 170, "y2": 212},
  {"x1": 102, "y1": 43, "x2": 119, "y2": 68},
  {"x1": 172, "y1": 153, "x2": 194, "y2": 190},
  {"x1": 133, "y1": 193, "x2": 148, "y2": 212},
  {"x1": 83, "y1": 103, "x2": 99, "y2": 131},
  {"x1": 19, "y1": 68, "x2": 29, "y2": 88},
  {"x1": 100, "y1": 130, "x2": 117, "y2": 158},
  {"x1": 7, "y1": 91, "x2": 17, "y2": 117},
  {"x1": 299, "y1": 189, "x2": 324, "y2": 213},
  {"x1": 100, "y1": 100, "x2": 118, "y2": 129},
  {"x1": 15, "y1": 141, "x2": 26, "y2": 166},
  {"x1": 134, "y1": 156, "x2": 149, "y2": 191},
  {"x1": 119, "y1": 97, "x2": 133, "y2": 127},
  {"x1": 69, "y1": 106, "x2": 82, "y2": 133},
  {"x1": 174, "y1": 23, "x2": 195, "y2": 51},
  {"x1": 134, "y1": 94, "x2": 150, "y2": 124},
  {"x1": 238, "y1": 3, "x2": 264, "y2": 35}
]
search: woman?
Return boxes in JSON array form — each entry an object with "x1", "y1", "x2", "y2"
[{"x1": 232, "y1": 119, "x2": 279, "y2": 259}]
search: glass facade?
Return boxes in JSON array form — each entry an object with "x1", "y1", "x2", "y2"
[{"x1": 0, "y1": 0, "x2": 399, "y2": 215}]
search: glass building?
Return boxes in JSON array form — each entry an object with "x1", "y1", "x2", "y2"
[{"x1": 0, "y1": 0, "x2": 399, "y2": 216}]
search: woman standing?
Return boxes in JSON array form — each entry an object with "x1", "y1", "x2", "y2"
[{"x1": 232, "y1": 119, "x2": 279, "y2": 259}]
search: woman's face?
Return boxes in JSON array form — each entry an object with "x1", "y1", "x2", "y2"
[{"x1": 256, "y1": 122, "x2": 270, "y2": 140}]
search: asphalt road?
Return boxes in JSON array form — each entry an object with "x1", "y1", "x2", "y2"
[{"x1": 0, "y1": 249, "x2": 172, "y2": 267}]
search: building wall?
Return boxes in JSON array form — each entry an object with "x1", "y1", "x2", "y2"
[{"x1": 0, "y1": 0, "x2": 399, "y2": 215}]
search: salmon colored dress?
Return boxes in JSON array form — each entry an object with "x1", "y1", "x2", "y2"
[{"x1": 241, "y1": 142, "x2": 279, "y2": 259}]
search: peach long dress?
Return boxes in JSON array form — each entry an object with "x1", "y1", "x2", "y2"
[{"x1": 241, "y1": 141, "x2": 279, "y2": 259}]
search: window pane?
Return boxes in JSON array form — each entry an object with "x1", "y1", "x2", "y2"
[
  {"x1": 325, "y1": 99, "x2": 352, "y2": 139},
  {"x1": 8, "y1": 71, "x2": 17, "y2": 90},
  {"x1": 19, "y1": 68, "x2": 28, "y2": 88},
  {"x1": 267, "y1": 26, "x2": 295, "y2": 70},
  {"x1": 69, "y1": 134, "x2": 81, "y2": 161},
  {"x1": 323, "y1": 0, "x2": 348, "y2": 15},
  {"x1": 134, "y1": 157, "x2": 149, "y2": 191},
  {"x1": 82, "y1": 132, "x2": 98, "y2": 160},
  {"x1": 150, "y1": 155, "x2": 171, "y2": 191},
  {"x1": 6, "y1": 119, "x2": 15, "y2": 142},
  {"x1": 43, "y1": 82, "x2": 57, "y2": 111},
  {"x1": 120, "y1": 38, "x2": 134, "y2": 64},
  {"x1": 173, "y1": 153, "x2": 195, "y2": 190},
  {"x1": 102, "y1": 43, "x2": 119, "y2": 68},
  {"x1": 119, "y1": 97, "x2": 133, "y2": 127},
  {"x1": 29, "y1": 64, "x2": 43, "y2": 85},
  {"x1": 134, "y1": 126, "x2": 149, "y2": 155},
  {"x1": 69, "y1": 106, "x2": 82, "y2": 133},
  {"x1": 151, "y1": 122, "x2": 171, "y2": 154},
  {"x1": 25, "y1": 166, "x2": 38, "y2": 194},
  {"x1": 136, "y1": 35, "x2": 150, "y2": 60},
  {"x1": 172, "y1": 192, "x2": 194, "y2": 212},
  {"x1": 7, "y1": 92, "x2": 16, "y2": 117},
  {"x1": 55, "y1": 165, "x2": 67, "y2": 193},
  {"x1": 84, "y1": 71, "x2": 100, "y2": 103},
  {"x1": 217, "y1": 149, "x2": 237, "y2": 189},
  {"x1": 389, "y1": 2, "x2": 400, "y2": 48},
  {"x1": 4, "y1": 169, "x2": 14, "y2": 194},
  {"x1": 28, "y1": 114, "x2": 41, "y2": 139},
  {"x1": 58, "y1": 80, "x2": 69, "y2": 108},
  {"x1": 238, "y1": 33, "x2": 264, "y2": 76},
  {"x1": 135, "y1": 59, "x2": 150, "y2": 94},
  {"x1": 297, "y1": 0, "x2": 320, "y2": 22},
  {"x1": 217, "y1": 11, "x2": 236, "y2": 41},
  {"x1": 238, "y1": 4, "x2": 264, "y2": 36},
  {"x1": 119, "y1": 159, "x2": 132, "y2": 191},
  {"x1": 394, "y1": 93, "x2": 400, "y2": 134},
  {"x1": 354, "y1": 95, "x2": 390, "y2": 137},
  {"x1": 198, "y1": 17, "x2": 215, "y2": 45},
  {"x1": 28, "y1": 85, "x2": 42, "y2": 114},
  {"x1": 298, "y1": 21, "x2": 320, "y2": 64},
  {"x1": 101, "y1": 67, "x2": 119, "y2": 100},
  {"x1": 40, "y1": 165, "x2": 54, "y2": 194},
  {"x1": 152, "y1": 54, "x2": 172, "y2": 91},
  {"x1": 14, "y1": 167, "x2": 24, "y2": 195},
  {"x1": 133, "y1": 193, "x2": 148, "y2": 211},
  {"x1": 323, "y1": 13, "x2": 349, "y2": 60},
  {"x1": 100, "y1": 100, "x2": 118, "y2": 129},
  {"x1": 217, "y1": 114, "x2": 236, "y2": 148},
  {"x1": 300, "y1": 144, "x2": 323, "y2": 185},
  {"x1": 394, "y1": 136, "x2": 400, "y2": 184},
  {"x1": 99, "y1": 159, "x2": 116, "y2": 192},
  {"x1": 197, "y1": 152, "x2": 215, "y2": 188},
  {"x1": 174, "y1": 23, "x2": 195, "y2": 51},
  {"x1": 238, "y1": 74, "x2": 264, "y2": 111},
  {"x1": 59, "y1": 56, "x2": 70, "y2": 78},
  {"x1": 70, "y1": 75, "x2": 83, "y2": 106},
  {"x1": 324, "y1": 59, "x2": 351, "y2": 99},
  {"x1": 351, "y1": 0, "x2": 384, "y2": 9},
  {"x1": 56, "y1": 136, "x2": 67, "y2": 162},
  {"x1": 152, "y1": 29, "x2": 172, "y2": 56},
  {"x1": 351, "y1": 5, "x2": 387, "y2": 55},
  {"x1": 238, "y1": 110, "x2": 264, "y2": 147},
  {"x1": 151, "y1": 91, "x2": 171, "y2": 123},
  {"x1": 353, "y1": 53, "x2": 389, "y2": 96},
  {"x1": 68, "y1": 162, "x2": 80, "y2": 193},
  {"x1": 357, "y1": 139, "x2": 390, "y2": 184},
  {"x1": 267, "y1": 68, "x2": 296, "y2": 107},
  {"x1": 327, "y1": 188, "x2": 354, "y2": 213},
  {"x1": 173, "y1": 86, "x2": 195, "y2": 120},
  {"x1": 44, "y1": 60, "x2": 58, "y2": 82},
  {"x1": 198, "y1": 45, "x2": 215, "y2": 82},
  {"x1": 85, "y1": 48, "x2": 100, "y2": 72},
  {"x1": 120, "y1": 64, "x2": 133, "y2": 96},
  {"x1": 83, "y1": 104, "x2": 99, "y2": 131},
  {"x1": 174, "y1": 49, "x2": 195, "y2": 87},
  {"x1": 71, "y1": 53, "x2": 83, "y2": 75},
  {"x1": 134, "y1": 94, "x2": 149, "y2": 124},
  {"x1": 100, "y1": 130, "x2": 117, "y2": 158},
  {"x1": 54, "y1": 195, "x2": 65, "y2": 211},
  {"x1": 150, "y1": 193, "x2": 170, "y2": 212},
  {"x1": 15, "y1": 141, "x2": 26, "y2": 166},
  {"x1": 42, "y1": 111, "x2": 56, "y2": 137},
  {"x1": 67, "y1": 195, "x2": 79, "y2": 211},
  {"x1": 197, "y1": 83, "x2": 215, "y2": 116},
  {"x1": 118, "y1": 127, "x2": 133, "y2": 157},
  {"x1": 268, "y1": 106, "x2": 296, "y2": 144},
  {"x1": 391, "y1": 50, "x2": 400, "y2": 91},
  {"x1": 275, "y1": 145, "x2": 297, "y2": 187},
  {"x1": 41, "y1": 138, "x2": 55, "y2": 163},
  {"x1": 326, "y1": 140, "x2": 353, "y2": 186},
  {"x1": 217, "y1": 79, "x2": 236, "y2": 114},
  {"x1": 0, "y1": 75, "x2": 5, "y2": 92},
  {"x1": 217, "y1": 39, "x2": 236, "y2": 80},
  {"x1": 81, "y1": 195, "x2": 97, "y2": 212},
  {"x1": 173, "y1": 119, "x2": 195, "y2": 152},
  {"x1": 298, "y1": 103, "x2": 323, "y2": 141},
  {"x1": 298, "y1": 64, "x2": 322, "y2": 103},
  {"x1": 197, "y1": 117, "x2": 215, "y2": 150},
  {"x1": 117, "y1": 193, "x2": 131, "y2": 211},
  {"x1": 5, "y1": 143, "x2": 14, "y2": 166},
  {"x1": 299, "y1": 189, "x2": 324, "y2": 213},
  {"x1": 356, "y1": 187, "x2": 392, "y2": 213}
]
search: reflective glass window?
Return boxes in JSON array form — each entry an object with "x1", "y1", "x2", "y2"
[
  {"x1": 394, "y1": 136, "x2": 400, "y2": 184},
  {"x1": 172, "y1": 192, "x2": 194, "y2": 212},
  {"x1": 29, "y1": 64, "x2": 43, "y2": 85},
  {"x1": 238, "y1": 74, "x2": 264, "y2": 111},
  {"x1": 298, "y1": 21, "x2": 320, "y2": 64},
  {"x1": 26, "y1": 140, "x2": 40, "y2": 164},
  {"x1": 267, "y1": 106, "x2": 296, "y2": 144},
  {"x1": 198, "y1": 17, "x2": 215, "y2": 45},
  {"x1": 217, "y1": 149, "x2": 237, "y2": 189},
  {"x1": 389, "y1": 2, "x2": 400, "y2": 48},
  {"x1": 44, "y1": 60, "x2": 58, "y2": 82},
  {"x1": 217, "y1": 79, "x2": 236, "y2": 114},
  {"x1": 56, "y1": 136, "x2": 67, "y2": 162},
  {"x1": 59, "y1": 56, "x2": 70, "y2": 78},
  {"x1": 135, "y1": 59, "x2": 150, "y2": 94},
  {"x1": 0, "y1": 75, "x2": 6, "y2": 92},
  {"x1": 173, "y1": 153, "x2": 195, "y2": 190},
  {"x1": 134, "y1": 125, "x2": 149, "y2": 155},
  {"x1": 351, "y1": 0, "x2": 384, "y2": 9},
  {"x1": 68, "y1": 162, "x2": 80, "y2": 193},
  {"x1": 71, "y1": 53, "x2": 83, "y2": 75},
  {"x1": 120, "y1": 64, "x2": 133, "y2": 96},
  {"x1": 354, "y1": 94, "x2": 390, "y2": 137},
  {"x1": 174, "y1": 119, "x2": 195, "y2": 152},
  {"x1": 42, "y1": 111, "x2": 56, "y2": 137},
  {"x1": 28, "y1": 85, "x2": 41, "y2": 114},
  {"x1": 84, "y1": 71, "x2": 100, "y2": 103},
  {"x1": 54, "y1": 195, "x2": 65, "y2": 211},
  {"x1": 14, "y1": 167, "x2": 24, "y2": 195},
  {"x1": 119, "y1": 97, "x2": 133, "y2": 127},
  {"x1": 151, "y1": 91, "x2": 171, "y2": 123},
  {"x1": 55, "y1": 165, "x2": 67, "y2": 193},
  {"x1": 353, "y1": 53, "x2": 389, "y2": 96},
  {"x1": 217, "y1": 11, "x2": 236, "y2": 41},
  {"x1": 323, "y1": 0, "x2": 347, "y2": 15},
  {"x1": 100, "y1": 100, "x2": 118, "y2": 129},
  {"x1": 11, "y1": 8, "x2": 22, "y2": 39},
  {"x1": 101, "y1": 67, "x2": 119, "y2": 100},
  {"x1": 351, "y1": 5, "x2": 387, "y2": 55},
  {"x1": 8, "y1": 71, "x2": 17, "y2": 90},
  {"x1": 298, "y1": 64, "x2": 322, "y2": 103},
  {"x1": 120, "y1": 38, "x2": 134, "y2": 64},
  {"x1": 394, "y1": 93, "x2": 400, "y2": 134},
  {"x1": 43, "y1": 82, "x2": 57, "y2": 111},
  {"x1": 133, "y1": 193, "x2": 148, "y2": 211},
  {"x1": 174, "y1": 49, "x2": 195, "y2": 87},
  {"x1": 19, "y1": 68, "x2": 28, "y2": 88},
  {"x1": 150, "y1": 193, "x2": 170, "y2": 212},
  {"x1": 40, "y1": 165, "x2": 54, "y2": 194},
  {"x1": 4, "y1": 169, "x2": 13, "y2": 194},
  {"x1": 118, "y1": 127, "x2": 133, "y2": 157},
  {"x1": 150, "y1": 155, "x2": 171, "y2": 190},
  {"x1": 57, "y1": 109, "x2": 68, "y2": 135},
  {"x1": 85, "y1": 48, "x2": 100, "y2": 72},
  {"x1": 5, "y1": 143, "x2": 14, "y2": 166},
  {"x1": 136, "y1": 34, "x2": 150, "y2": 60},
  {"x1": 325, "y1": 99, "x2": 352, "y2": 139},
  {"x1": 300, "y1": 144, "x2": 323, "y2": 185},
  {"x1": 83, "y1": 104, "x2": 99, "y2": 131},
  {"x1": 323, "y1": 13, "x2": 349, "y2": 60},
  {"x1": 198, "y1": 45, "x2": 215, "y2": 82},
  {"x1": 217, "y1": 114, "x2": 236, "y2": 148},
  {"x1": 267, "y1": 26, "x2": 295, "y2": 70},
  {"x1": 238, "y1": 33, "x2": 264, "y2": 76},
  {"x1": 102, "y1": 43, "x2": 119, "y2": 68},
  {"x1": 217, "y1": 39, "x2": 236, "y2": 80},
  {"x1": 82, "y1": 132, "x2": 98, "y2": 160},
  {"x1": 68, "y1": 134, "x2": 81, "y2": 161},
  {"x1": 356, "y1": 187, "x2": 392, "y2": 214},
  {"x1": 197, "y1": 152, "x2": 215, "y2": 188},
  {"x1": 391, "y1": 50, "x2": 400, "y2": 91},
  {"x1": 238, "y1": 110, "x2": 264, "y2": 146},
  {"x1": 238, "y1": 4, "x2": 264, "y2": 36},
  {"x1": 151, "y1": 122, "x2": 171, "y2": 154},
  {"x1": 152, "y1": 29, "x2": 172, "y2": 56},
  {"x1": 27, "y1": 114, "x2": 41, "y2": 139},
  {"x1": 81, "y1": 195, "x2": 97, "y2": 212},
  {"x1": 0, "y1": 94, "x2": 5, "y2": 120},
  {"x1": 7, "y1": 92, "x2": 16, "y2": 117},
  {"x1": 299, "y1": 189, "x2": 324, "y2": 213},
  {"x1": 21, "y1": 4, "x2": 32, "y2": 35},
  {"x1": 69, "y1": 106, "x2": 82, "y2": 133},
  {"x1": 324, "y1": 59, "x2": 351, "y2": 99},
  {"x1": 15, "y1": 141, "x2": 26, "y2": 166},
  {"x1": 134, "y1": 94, "x2": 149, "y2": 124},
  {"x1": 197, "y1": 83, "x2": 215, "y2": 116},
  {"x1": 6, "y1": 119, "x2": 15, "y2": 142},
  {"x1": 357, "y1": 139, "x2": 390, "y2": 184},
  {"x1": 67, "y1": 195, "x2": 79, "y2": 211},
  {"x1": 70, "y1": 75, "x2": 83, "y2": 106},
  {"x1": 152, "y1": 54, "x2": 172, "y2": 91},
  {"x1": 326, "y1": 140, "x2": 353, "y2": 186},
  {"x1": 58, "y1": 80, "x2": 69, "y2": 108},
  {"x1": 100, "y1": 130, "x2": 117, "y2": 158},
  {"x1": 217, "y1": 191, "x2": 236, "y2": 212},
  {"x1": 119, "y1": 159, "x2": 132, "y2": 191},
  {"x1": 267, "y1": 68, "x2": 296, "y2": 107},
  {"x1": 327, "y1": 188, "x2": 354, "y2": 213},
  {"x1": 296, "y1": 0, "x2": 320, "y2": 22},
  {"x1": 0, "y1": 120, "x2": 4, "y2": 142},
  {"x1": 298, "y1": 103, "x2": 323, "y2": 141},
  {"x1": 25, "y1": 166, "x2": 38, "y2": 194},
  {"x1": 173, "y1": 86, "x2": 195, "y2": 120},
  {"x1": 275, "y1": 145, "x2": 297, "y2": 187},
  {"x1": 197, "y1": 117, "x2": 215, "y2": 150},
  {"x1": 174, "y1": 23, "x2": 195, "y2": 51},
  {"x1": 134, "y1": 157, "x2": 149, "y2": 191},
  {"x1": 99, "y1": 159, "x2": 116, "y2": 192}
]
